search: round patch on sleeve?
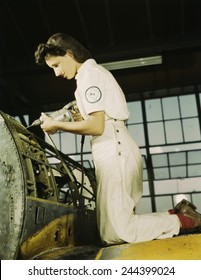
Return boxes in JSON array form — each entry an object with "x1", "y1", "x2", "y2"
[{"x1": 85, "y1": 86, "x2": 102, "y2": 103}]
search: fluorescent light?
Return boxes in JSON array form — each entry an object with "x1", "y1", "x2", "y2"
[{"x1": 101, "y1": 55, "x2": 162, "y2": 70}]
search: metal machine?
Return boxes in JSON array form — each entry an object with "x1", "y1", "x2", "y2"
[{"x1": 0, "y1": 110, "x2": 100, "y2": 260}]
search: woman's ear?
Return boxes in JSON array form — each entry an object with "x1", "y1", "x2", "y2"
[{"x1": 66, "y1": 50, "x2": 74, "y2": 58}]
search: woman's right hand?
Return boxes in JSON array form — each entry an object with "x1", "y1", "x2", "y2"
[{"x1": 40, "y1": 113, "x2": 58, "y2": 134}]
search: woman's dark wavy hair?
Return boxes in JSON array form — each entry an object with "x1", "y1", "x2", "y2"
[{"x1": 35, "y1": 33, "x2": 92, "y2": 65}]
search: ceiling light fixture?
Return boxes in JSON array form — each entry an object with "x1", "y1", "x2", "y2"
[{"x1": 101, "y1": 55, "x2": 162, "y2": 70}]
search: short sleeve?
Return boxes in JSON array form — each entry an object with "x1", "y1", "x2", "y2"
[{"x1": 76, "y1": 69, "x2": 105, "y2": 115}]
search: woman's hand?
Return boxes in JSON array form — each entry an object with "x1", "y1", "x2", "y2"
[
  {"x1": 40, "y1": 113, "x2": 58, "y2": 134},
  {"x1": 70, "y1": 104, "x2": 83, "y2": 122},
  {"x1": 71, "y1": 109, "x2": 83, "y2": 122},
  {"x1": 40, "y1": 110, "x2": 105, "y2": 136}
]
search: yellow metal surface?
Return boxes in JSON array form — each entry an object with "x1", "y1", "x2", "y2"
[
  {"x1": 19, "y1": 214, "x2": 75, "y2": 259},
  {"x1": 96, "y1": 233, "x2": 201, "y2": 260},
  {"x1": 19, "y1": 209, "x2": 101, "y2": 260}
]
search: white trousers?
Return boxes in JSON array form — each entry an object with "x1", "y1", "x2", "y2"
[{"x1": 91, "y1": 119, "x2": 180, "y2": 244}]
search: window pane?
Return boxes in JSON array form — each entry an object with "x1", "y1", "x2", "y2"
[
  {"x1": 170, "y1": 166, "x2": 186, "y2": 178},
  {"x1": 141, "y1": 155, "x2": 148, "y2": 181},
  {"x1": 76, "y1": 135, "x2": 91, "y2": 153},
  {"x1": 142, "y1": 181, "x2": 150, "y2": 195},
  {"x1": 182, "y1": 118, "x2": 201, "y2": 142},
  {"x1": 128, "y1": 124, "x2": 145, "y2": 147},
  {"x1": 152, "y1": 154, "x2": 168, "y2": 167},
  {"x1": 169, "y1": 152, "x2": 186, "y2": 166},
  {"x1": 188, "y1": 151, "x2": 201, "y2": 164},
  {"x1": 146, "y1": 99, "x2": 162, "y2": 121},
  {"x1": 192, "y1": 193, "x2": 201, "y2": 212},
  {"x1": 46, "y1": 133, "x2": 60, "y2": 149},
  {"x1": 143, "y1": 169, "x2": 148, "y2": 181},
  {"x1": 127, "y1": 101, "x2": 142, "y2": 123},
  {"x1": 155, "y1": 196, "x2": 172, "y2": 212},
  {"x1": 148, "y1": 122, "x2": 165, "y2": 145},
  {"x1": 179, "y1": 95, "x2": 197, "y2": 117},
  {"x1": 188, "y1": 165, "x2": 201, "y2": 177},
  {"x1": 60, "y1": 133, "x2": 76, "y2": 154},
  {"x1": 136, "y1": 197, "x2": 152, "y2": 214},
  {"x1": 162, "y1": 97, "x2": 180, "y2": 120},
  {"x1": 165, "y1": 120, "x2": 183, "y2": 143},
  {"x1": 155, "y1": 180, "x2": 178, "y2": 195},
  {"x1": 154, "y1": 167, "x2": 169, "y2": 180}
]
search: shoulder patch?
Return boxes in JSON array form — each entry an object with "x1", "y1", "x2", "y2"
[{"x1": 85, "y1": 86, "x2": 102, "y2": 103}]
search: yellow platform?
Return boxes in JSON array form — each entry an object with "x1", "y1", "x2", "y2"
[
  {"x1": 34, "y1": 233, "x2": 201, "y2": 260},
  {"x1": 96, "y1": 233, "x2": 201, "y2": 260}
]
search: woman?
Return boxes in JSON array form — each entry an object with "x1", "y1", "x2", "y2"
[{"x1": 35, "y1": 33, "x2": 201, "y2": 245}]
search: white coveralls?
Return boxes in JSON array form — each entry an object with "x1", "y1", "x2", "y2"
[{"x1": 75, "y1": 59, "x2": 180, "y2": 244}]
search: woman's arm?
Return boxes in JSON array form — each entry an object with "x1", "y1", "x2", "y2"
[{"x1": 40, "y1": 110, "x2": 105, "y2": 136}]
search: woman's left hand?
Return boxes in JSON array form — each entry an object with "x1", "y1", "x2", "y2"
[
  {"x1": 70, "y1": 104, "x2": 83, "y2": 122},
  {"x1": 71, "y1": 109, "x2": 83, "y2": 122}
]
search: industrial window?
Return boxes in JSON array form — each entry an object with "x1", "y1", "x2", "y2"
[{"x1": 146, "y1": 95, "x2": 201, "y2": 146}]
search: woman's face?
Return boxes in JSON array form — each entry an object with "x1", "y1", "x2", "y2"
[{"x1": 45, "y1": 52, "x2": 81, "y2": 80}]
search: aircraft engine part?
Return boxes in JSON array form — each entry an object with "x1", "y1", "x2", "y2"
[
  {"x1": 0, "y1": 111, "x2": 98, "y2": 260},
  {"x1": 0, "y1": 113, "x2": 25, "y2": 259}
]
